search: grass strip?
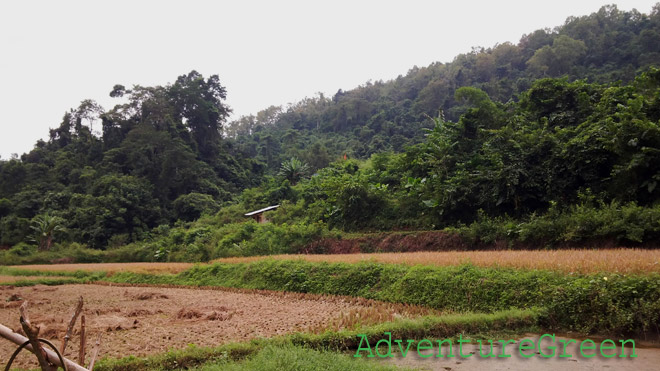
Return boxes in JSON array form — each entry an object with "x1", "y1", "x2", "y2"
[
  {"x1": 94, "y1": 308, "x2": 539, "y2": 371},
  {"x1": 0, "y1": 266, "x2": 106, "y2": 278},
  {"x1": 0, "y1": 277, "x2": 92, "y2": 287},
  {"x1": 190, "y1": 343, "x2": 402, "y2": 371},
  {"x1": 101, "y1": 259, "x2": 660, "y2": 336}
]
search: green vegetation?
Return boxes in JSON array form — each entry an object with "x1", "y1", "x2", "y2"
[
  {"x1": 0, "y1": 266, "x2": 106, "y2": 286},
  {"x1": 1, "y1": 5, "x2": 660, "y2": 257},
  {"x1": 94, "y1": 309, "x2": 538, "y2": 371},
  {"x1": 2, "y1": 5, "x2": 659, "y2": 371},
  {"x1": 227, "y1": 4, "x2": 660, "y2": 162},
  {"x1": 191, "y1": 344, "x2": 399, "y2": 371},
  {"x1": 101, "y1": 260, "x2": 660, "y2": 336},
  {"x1": 455, "y1": 199, "x2": 660, "y2": 247},
  {"x1": 1, "y1": 71, "x2": 254, "y2": 250},
  {"x1": 5, "y1": 258, "x2": 655, "y2": 336}
]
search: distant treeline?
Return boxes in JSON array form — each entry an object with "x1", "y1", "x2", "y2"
[{"x1": 1, "y1": 4, "x2": 660, "y2": 254}]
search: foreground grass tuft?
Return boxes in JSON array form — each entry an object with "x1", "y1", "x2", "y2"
[{"x1": 192, "y1": 344, "x2": 401, "y2": 371}]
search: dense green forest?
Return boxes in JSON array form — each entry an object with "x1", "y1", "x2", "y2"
[
  {"x1": 227, "y1": 4, "x2": 660, "y2": 167},
  {"x1": 1, "y1": 4, "x2": 660, "y2": 263}
]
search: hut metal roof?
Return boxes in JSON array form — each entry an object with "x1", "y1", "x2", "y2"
[{"x1": 244, "y1": 205, "x2": 280, "y2": 216}]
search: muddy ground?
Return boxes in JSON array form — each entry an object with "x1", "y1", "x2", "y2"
[
  {"x1": 376, "y1": 333, "x2": 660, "y2": 371},
  {"x1": 0, "y1": 284, "x2": 397, "y2": 368}
]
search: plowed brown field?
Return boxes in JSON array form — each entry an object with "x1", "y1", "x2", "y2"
[{"x1": 0, "y1": 284, "x2": 430, "y2": 368}]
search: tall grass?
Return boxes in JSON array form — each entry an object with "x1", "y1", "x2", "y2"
[{"x1": 215, "y1": 249, "x2": 660, "y2": 275}]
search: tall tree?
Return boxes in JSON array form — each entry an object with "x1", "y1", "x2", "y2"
[{"x1": 170, "y1": 71, "x2": 231, "y2": 157}]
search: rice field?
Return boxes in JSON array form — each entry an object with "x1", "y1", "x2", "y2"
[
  {"x1": 7, "y1": 249, "x2": 659, "y2": 276},
  {"x1": 215, "y1": 249, "x2": 660, "y2": 275}
]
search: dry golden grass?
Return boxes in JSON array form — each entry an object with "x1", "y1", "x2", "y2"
[
  {"x1": 307, "y1": 301, "x2": 443, "y2": 333},
  {"x1": 8, "y1": 262, "x2": 195, "y2": 274},
  {"x1": 9, "y1": 249, "x2": 659, "y2": 276},
  {"x1": 215, "y1": 249, "x2": 660, "y2": 275}
]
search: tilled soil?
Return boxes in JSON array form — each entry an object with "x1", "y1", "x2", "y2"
[{"x1": 0, "y1": 284, "x2": 390, "y2": 368}]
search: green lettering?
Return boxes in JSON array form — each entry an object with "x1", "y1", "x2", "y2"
[
  {"x1": 416, "y1": 339, "x2": 434, "y2": 358},
  {"x1": 558, "y1": 338, "x2": 576, "y2": 358},
  {"x1": 619, "y1": 339, "x2": 637, "y2": 358},
  {"x1": 518, "y1": 339, "x2": 535, "y2": 358},
  {"x1": 580, "y1": 339, "x2": 596, "y2": 358},
  {"x1": 477, "y1": 339, "x2": 497, "y2": 358},
  {"x1": 538, "y1": 334, "x2": 556, "y2": 358},
  {"x1": 498, "y1": 339, "x2": 515, "y2": 358},
  {"x1": 436, "y1": 339, "x2": 454, "y2": 358},
  {"x1": 354, "y1": 334, "x2": 374, "y2": 358},
  {"x1": 457, "y1": 334, "x2": 472, "y2": 358},
  {"x1": 375, "y1": 332, "x2": 393, "y2": 358},
  {"x1": 600, "y1": 339, "x2": 616, "y2": 358},
  {"x1": 394, "y1": 339, "x2": 415, "y2": 358}
]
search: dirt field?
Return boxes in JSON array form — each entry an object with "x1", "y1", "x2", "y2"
[
  {"x1": 215, "y1": 249, "x2": 660, "y2": 274},
  {"x1": 0, "y1": 284, "x2": 427, "y2": 368}
]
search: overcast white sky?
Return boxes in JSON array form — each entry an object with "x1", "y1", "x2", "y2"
[{"x1": 0, "y1": 1, "x2": 657, "y2": 159}]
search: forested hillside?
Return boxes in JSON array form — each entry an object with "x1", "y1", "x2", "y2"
[
  {"x1": 0, "y1": 71, "x2": 257, "y2": 248},
  {"x1": 228, "y1": 4, "x2": 660, "y2": 169},
  {"x1": 1, "y1": 4, "x2": 660, "y2": 261}
]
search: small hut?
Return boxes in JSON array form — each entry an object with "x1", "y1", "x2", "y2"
[{"x1": 244, "y1": 205, "x2": 280, "y2": 223}]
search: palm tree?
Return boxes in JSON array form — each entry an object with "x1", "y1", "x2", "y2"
[
  {"x1": 278, "y1": 157, "x2": 310, "y2": 185},
  {"x1": 29, "y1": 212, "x2": 65, "y2": 250}
]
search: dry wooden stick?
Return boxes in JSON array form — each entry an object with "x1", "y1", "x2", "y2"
[
  {"x1": 79, "y1": 314, "x2": 86, "y2": 366},
  {"x1": 0, "y1": 323, "x2": 90, "y2": 371},
  {"x1": 88, "y1": 332, "x2": 102, "y2": 370},
  {"x1": 19, "y1": 301, "x2": 56, "y2": 371},
  {"x1": 61, "y1": 295, "x2": 84, "y2": 355}
]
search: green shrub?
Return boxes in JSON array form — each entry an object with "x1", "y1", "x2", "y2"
[
  {"x1": 457, "y1": 201, "x2": 660, "y2": 246},
  {"x1": 173, "y1": 193, "x2": 220, "y2": 222},
  {"x1": 8, "y1": 242, "x2": 36, "y2": 257}
]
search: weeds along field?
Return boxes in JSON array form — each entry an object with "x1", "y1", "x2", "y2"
[{"x1": 215, "y1": 249, "x2": 660, "y2": 275}]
